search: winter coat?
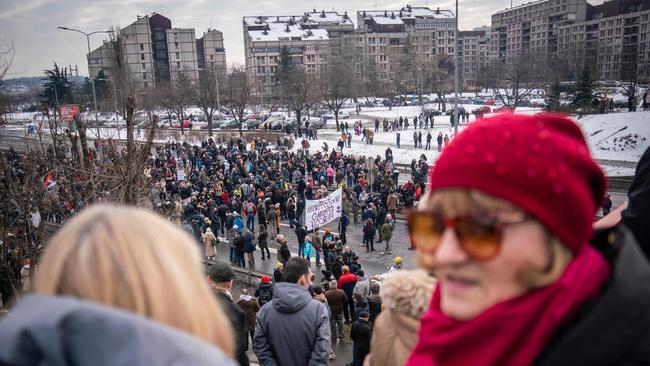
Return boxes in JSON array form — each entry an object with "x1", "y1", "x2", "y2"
[
  {"x1": 338, "y1": 273, "x2": 358, "y2": 298},
  {"x1": 535, "y1": 225, "x2": 650, "y2": 366},
  {"x1": 214, "y1": 289, "x2": 250, "y2": 366},
  {"x1": 258, "y1": 231, "x2": 269, "y2": 249},
  {"x1": 381, "y1": 223, "x2": 394, "y2": 241},
  {"x1": 255, "y1": 282, "x2": 274, "y2": 307},
  {"x1": 368, "y1": 294, "x2": 383, "y2": 322},
  {"x1": 621, "y1": 146, "x2": 650, "y2": 259},
  {"x1": 278, "y1": 245, "x2": 291, "y2": 265},
  {"x1": 253, "y1": 282, "x2": 330, "y2": 366},
  {"x1": 303, "y1": 240, "x2": 314, "y2": 258},
  {"x1": 243, "y1": 231, "x2": 256, "y2": 253},
  {"x1": 353, "y1": 277, "x2": 371, "y2": 301},
  {"x1": 351, "y1": 318, "x2": 373, "y2": 354},
  {"x1": 0, "y1": 294, "x2": 236, "y2": 366},
  {"x1": 324, "y1": 288, "x2": 348, "y2": 315},
  {"x1": 237, "y1": 297, "x2": 261, "y2": 332},
  {"x1": 363, "y1": 270, "x2": 437, "y2": 366}
]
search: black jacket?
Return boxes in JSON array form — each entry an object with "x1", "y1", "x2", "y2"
[
  {"x1": 535, "y1": 225, "x2": 650, "y2": 366},
  {"x1": 621, "y1": 146, "x2": 650, "y2": 259},
  {"x1": 214, "y1": 290, "x2": 250, "y2": 366},
  {"x1": 350, "y1": 318, "x2": 372, "y2": 354},
  {"x1": 368, "y1": 294, "x2": 383, "y2": 322}
]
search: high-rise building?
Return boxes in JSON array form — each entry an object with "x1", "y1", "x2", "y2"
[
  {"x1": 197, "y1": 29, "x2": 227, "y2": 72},
  {"x1": 458, "y1": 28, "x2": 491, "y2": 90},
  {"x1": 352, "y1": 6, "x2": 456, "y2": 81},
  {"x1": 167, "y1": 28, "x2": 199, "y2": 84},
  {"x1": 242, "y1": 11, "x2": 354, "y2": 97},
  {"x1": 87, "y1": 13, "x2": 224, "y2": 90},
  {"x1": 556, "y1": 0, "x2": 650, "y2": 81},
  {"x1": 490, "y1": 0, "x2": 588, "y2": 62}
]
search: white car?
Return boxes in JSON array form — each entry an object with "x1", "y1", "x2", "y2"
[{"x1": 323, "y1": 110, "x2": 349, "y2": 120}]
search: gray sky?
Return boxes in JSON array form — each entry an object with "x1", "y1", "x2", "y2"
[{"x1": 0, "y1": 0, "x2": 603, "y2": 79}]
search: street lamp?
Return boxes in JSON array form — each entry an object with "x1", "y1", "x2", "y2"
[
  {"x1": 453, "y1": 0, "x2": 460, "y2": 137},
  {"x1": 57, "y1": 26, "x2": 112, "y2": 137}
]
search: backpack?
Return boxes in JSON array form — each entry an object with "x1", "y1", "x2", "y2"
[{"x1": 258, "y1": 287, "x2": 272, "y2": 306}]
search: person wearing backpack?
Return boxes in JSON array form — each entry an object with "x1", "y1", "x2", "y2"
[
  {"x1": 244, "y1": 200, "x2": 257, "y2": 233},
  {"x1": 255, "y1": 276, "x2": 274, "y2": 308}
]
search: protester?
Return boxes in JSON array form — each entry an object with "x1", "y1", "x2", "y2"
[
  {"x1": 0, "y1": 205, "x2": 235, "y2": 365},
  {"x1": 236, "y1": 289, "x2": 260, "y2": 352},
  {"x1": 406, "y1": 113, "x2": 650, "y2": 365},
  {"x1": 253, "y1": 257, "x2": 330, "y2": 366},
  {"x1": 255, "y1": 276, "x2": 274, "y2": 308},
  {"x1": 338, "y1": 265, "x2": 358, "y2": 324},
  {"x1": 324, "y1": 279, "x2": 348, "y2": 342},
  {"x1": 350, "y1": 311, "x2": 372, "y2": 366},
  {"x1": 207, "y1": 262, "x2": 250, "y2": 366}
]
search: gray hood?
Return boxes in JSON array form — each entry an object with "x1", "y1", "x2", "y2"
[
  {"x1": 272, "y1": 282, "x2": 312, "y2": 314},
  {"x1": 0, "y1": 294, "x2": 236, "y2": 366}
]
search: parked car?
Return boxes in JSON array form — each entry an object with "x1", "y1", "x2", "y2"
[
  {"x1": 309, "y1": 118, "x2": 327, "y2": 129},
  {"x1": 246, "y1": 119, "x2": 264, "y2": 129},
  {"x1": 424, "y1": 108, "x2": 443, "y2": 116},
  {"x1": 219, "y1": 119, "x2": 239, "y2": 129},
  {"x1": 446, "y1": 107, "x2": 467, "y2": 116},
  {"x1": 493, "y1": 106, "x2": 515, "y2": 113},
  {"x1": 323, "y1": 110, "x2": 349, "y2": 120},
  {"x1": 173, "y1": 120, "x2": 193, "y2": 129},
  {"x1": 484, "y1": 99, "x2": 497, "y2": 105},
  {"x1": 472, "y1": 106, "x2": 492, "y2": 114}
]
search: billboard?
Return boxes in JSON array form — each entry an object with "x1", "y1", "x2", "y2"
[{"x1": 59, "y1": 105, "x2": 80, "y2": 122}]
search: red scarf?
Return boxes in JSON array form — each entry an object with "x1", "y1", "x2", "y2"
[{"x1": 406, "y1": 245, "x2": 610, "y2": 366}]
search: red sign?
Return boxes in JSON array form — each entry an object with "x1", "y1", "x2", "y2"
[{"x1": 59, "y1": 105, "x2": 80, "y2": 122}]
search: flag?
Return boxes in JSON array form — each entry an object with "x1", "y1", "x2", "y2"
[{"x1": 43, "y1": 174, "x2": 56, "y2": 189}]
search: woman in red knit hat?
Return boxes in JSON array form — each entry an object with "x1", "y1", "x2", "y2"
[{"x1": 405, "y1": 113, "x2": 650, "y2": 366}]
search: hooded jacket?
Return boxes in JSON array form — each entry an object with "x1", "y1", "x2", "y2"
[
  {"x1": 253, "y1": 282, "x2": 330, "y2": 366},
  {"x1": 0, "y1": 294, "x2": 236, "y2": 366}
]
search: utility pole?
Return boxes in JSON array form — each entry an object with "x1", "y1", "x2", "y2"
[{"x1": 57, "y1": 26, "x2": 112, "y2": 138}]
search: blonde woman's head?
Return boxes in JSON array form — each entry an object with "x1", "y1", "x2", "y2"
[{"x1": 34, "y1": 205, "x2": 234, "y2": 354}]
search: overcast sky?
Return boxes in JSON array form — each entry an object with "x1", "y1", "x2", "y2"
[{"x1": 0, "y1": 0, "x2": 604, "y2": 79}]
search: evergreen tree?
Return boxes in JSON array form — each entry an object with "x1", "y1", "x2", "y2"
[
  {"x1": 573, "y1": 68, "x2": 593, "y2": 108},
  {"x1": 41, "y1": 62, "x2": 73, "y2": 108}
]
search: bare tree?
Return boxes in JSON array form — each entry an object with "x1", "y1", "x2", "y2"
[
  {"x1": 220, "y1": 65, "x2": 251, "y2": 136},
  {"x1": 431, "y1": 54, "x2": 455, "y2": 112},
  {"x1": 319, "y1": 52, "x2": 354, "y2": 131},
  {"x1": 286, "y1": 69, "x2": 318, "y2": 129},
  {"x1": 195, "y1": 69, "x2": 221, "y2": 136},
  {"x1": 487, "y1": 51, "x2": 544, "y2": 108}
]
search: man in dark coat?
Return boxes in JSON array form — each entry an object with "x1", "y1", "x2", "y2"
[
  {"x1": 350, "y1": 311, "x2": 372, "y2": 366},
  {"x1": 207, "y1": 263, "x2": 249, "y2": 366}
]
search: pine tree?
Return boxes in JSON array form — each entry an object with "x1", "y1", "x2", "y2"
[{"x1": 573, "y1": 68, "x2": 593, "y2": 108}]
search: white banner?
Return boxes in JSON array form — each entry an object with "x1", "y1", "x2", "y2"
[{"x1": 305, "y1": 188, "x2": 343, "y2": 231}]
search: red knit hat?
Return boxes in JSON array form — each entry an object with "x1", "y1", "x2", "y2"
[
  {"x1": 261, "y1": 275, "x2": 271, "y2": 283},
  {"x1": 428, "y1": 113, "x2": 606, "y2": 254}
]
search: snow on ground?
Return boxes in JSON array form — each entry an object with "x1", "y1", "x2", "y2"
[{"x1": 575, "y1": 110, "x2": 650, "y2": 163}]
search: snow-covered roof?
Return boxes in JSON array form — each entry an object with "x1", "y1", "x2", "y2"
[
  {"x1": 360, "y1": 6, "x2": 455, "y2": 20},
  {"x1": 304, "y1": 11, "x2": 354, "y2": 25},
  {"x1": 248, "y1": 22, "x2": 329, "y2": 42},
  {"x1": 372, "y1": 15, "x2": 404, "y2": 25}
]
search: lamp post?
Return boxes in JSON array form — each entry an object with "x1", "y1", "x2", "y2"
[
  {"x1": 57, "y1": 26, "x2": 112, "y2": 137},
  {"x1": 453, "y1": 0, "x2": 460, "y2": 137}
]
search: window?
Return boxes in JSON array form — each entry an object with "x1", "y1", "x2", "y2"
[
  {"x1": 142, "y1": 63, "x2": 146, "y2": 70},
  {"x1": 139, "y1": 43, "x2": 144, "y2": 51},
  {"x1": 210, "y1": 55, "x2": 214, "y2": 60},
  {"x1": 176, "y1": 62, "x2": 181, "y2": 69},
  {"x1": 142, "y1": 72, "x2": 147, "y2": 80},
  {"x1": 140, "y1": 53, "x2": 145, "y2": 61},
  {"x1": 176, "y1": 52, "x2": 180, "y2": 59}
]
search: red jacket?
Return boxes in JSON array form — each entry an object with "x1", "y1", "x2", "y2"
[{"x1": 338, "y1": 273, "x2": 358, "y2": 296}]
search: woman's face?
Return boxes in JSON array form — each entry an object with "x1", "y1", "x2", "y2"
[{"x1": 418, "y1": 196, "x2": 552, "y2": 321}]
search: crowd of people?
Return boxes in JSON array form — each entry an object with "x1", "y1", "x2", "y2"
[{"x1": 1, "y1": 110, "x2": 650, "y2": 366}]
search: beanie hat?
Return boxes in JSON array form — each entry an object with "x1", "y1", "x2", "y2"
[
  {"x1": 428, "y1": 113, "x2": 606, "y2": 254},
  {"x1": 261, "y1": 275, "x2": 271, "y2": 283}
]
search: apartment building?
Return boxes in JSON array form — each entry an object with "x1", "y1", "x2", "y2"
[
  {"x1": 352, "y1": 6, "x2": 456, "y2": 81},
  {"x1": 87, "y1": 13, "x2": 224, "y2": 89},
  {"x1": 197, "y1": 29, "x2": 227, "y2": 72},
  {"x1": 458, "y1": 28, "x2": 491, "y2": 90},
  {"x1": 490, "y1": 0, "x2": 588, "y2": 62},
  {"x1": 556, "y1": 0, "x2": 650, "y2": 81},
  {"x1": 242, "y1": 11, "x2": 354, "y2": 96}
]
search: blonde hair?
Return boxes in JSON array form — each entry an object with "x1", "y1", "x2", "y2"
[
  {"x1": 426, "y1": 189, "x2": 572, "y2": 288},
  {"x1": 34, "y1": 205, "x2": 234, "y2": 355}
]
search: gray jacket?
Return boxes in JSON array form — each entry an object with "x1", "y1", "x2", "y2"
[
  {"x1": 353, "y1": 276, "x2": 371, "y2": 301},
  {"x1": 253, "y1": 282, "x2": 331, "y2": 366},
  {"x1": 0, "y1": 294, "x2": 236, "y2": 366}
]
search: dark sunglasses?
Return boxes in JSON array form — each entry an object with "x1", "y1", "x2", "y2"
[{"x1": 407, "y1": 210, "x2": 528, "y2": 261}]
